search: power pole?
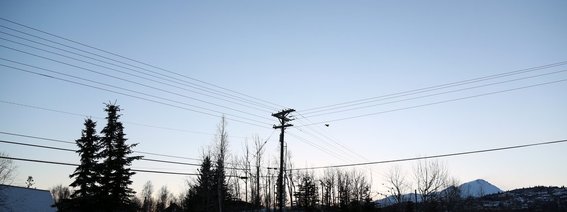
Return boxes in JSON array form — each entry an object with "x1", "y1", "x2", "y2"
[{"x1": 272, "y1": 108, "x2": 295, "y2": 211}]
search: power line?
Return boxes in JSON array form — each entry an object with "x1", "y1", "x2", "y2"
[
  {"x1": 0, "y1": 35, "x2": 274, "y2": 119},
  {"x1": 287, "y1": 132, "x2": 354, "y2": 163},
  {"x1": 0, "y1": 99, "x2": 245, "y2": 138},
  {"x1": 299, "y1": 78, "x2": 567, "y2": 126},
  {"x1": 0, "y1": 138, "x2": 251, "y2": 171},
  {"x1": 0, "y1": 139, "x2": 203, "y2": 166},
  {"x1": 294, "y1": 113, "x2": 369, "y2": 162},
  {"x1": 0, "y1": 131, "x2": 202, "y2": 161},
  {"x1": 0, "y1": 155, "x2": 199, "y2": 176},
  {"x1": 0, "y1": 30, "x2": 275, "y2": 114},
  {"x1": 0, "y1": 131, "x2": 74, "y2": 145},
  {"x1": 292, "y1": 138, "x2": 567, "y2": 170},
  {"x1": 302, "y1": 69, "x2": 567, "y2": 118},
  {"x1": 0, "y1": 18, "x2": 283, "y2": 111},
  {"x1": 301, "y1": 60, "x2": 567, "y2": 114},
  {"x1": 292, "y1": 125, "x2": 357, "y2": 163},
  {"x1": 0, "y1": 139, "x2": 75, "y2": 152},
  {"x1": 0, "y1": 61, "x2": 268, "y2": 128},
  {"x1": 0, "y1": 131, "x2": 255, "y2": 169},
  {"x1": 0, "y1": 47, "x2": 272, "y2": 126}
]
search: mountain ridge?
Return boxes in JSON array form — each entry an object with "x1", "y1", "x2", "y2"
[
  {"x1": 376, "y1": 178, "x2": 502, "y2": 206},
  {"x1": 458, "y1": 179, "x2": 502, "y2": 198}
]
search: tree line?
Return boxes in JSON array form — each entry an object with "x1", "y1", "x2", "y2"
[
  {"x1": 48, "y1": 103, "x2": 471, "y2": 212},
  {"x1": 50, "y1": 103, "x2": 379, "y2": 211}
]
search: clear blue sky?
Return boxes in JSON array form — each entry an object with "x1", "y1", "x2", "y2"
[{"x1": 1, "y1": 0, "x2": 566, "y2": 198}]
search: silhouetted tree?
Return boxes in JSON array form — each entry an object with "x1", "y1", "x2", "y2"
[
  {"x1": 286, "y1": 148, "x2": 295, "y2": 208},
  {"x1": 321, "y1": 169, "x2": 336, "y2": 208},
  {"x1": 69, "y1": 118, "x2": 100, "y2": 209},
  {"x1": 50, "y1": 184, "x2": 71, "y2": 211},
  {"x1": 25, "y1": 176, "x2": 34, "y2": 188},
  {"x1": 385, "y1": 165, "x2": 409, "y2": 205},
  {"x1": 98, "y1": 103, "x2": 142, "y2": 211},
  {"x1": 212, "y1": 116, "x2": 231, "y2": 211},
  {"x1": 337, "y1": 170, "x2": 351, "y2": 209},
  {"x1": 130, "y1": 197, "x2": 143, "y2": 211},
  {"x1": 156, "y1": 185, "x2": 171, "y2": 212},
  {"x1": 294, "y1": 171, "x2": 319, "y2": 209},
  {"x1": 141, "y1": 181, "x2": 155, "y2": 212},
  {"x1": 350, "y1": 170, "x2": 373, "y2": 210},
  {"x1": 184, "y1": 154, "x2": 215, "y2": 212},
  {"x1": 0, "y1": 152, "x2": 16, "y2": 206},
  {"x1": 0, "y1": 152, "x2": 15, "y2": 185},
  {"x1": 240, "y1": 140, "x2": 251, "y2": 203},
  {"x1": 414, "y1": 160, "x2": 448, "y2": 203},
  {"x1": 252, "y1": 135, "x2": 266, "y2": 208},
  {"x1": 440, "y1": 178, "x2": 462, "y2": 212}
]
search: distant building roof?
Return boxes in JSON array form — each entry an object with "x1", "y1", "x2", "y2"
[{"x1": 0, "y1": 184, "x2": 56, "y2": 212}]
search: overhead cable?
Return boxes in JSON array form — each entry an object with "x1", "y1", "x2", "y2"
[
  {"x1": 294, "y1": 112, "x2": 369, "y2": 162},
  {"x1": 0, "y1": 18, "x2": 283, "y2": 110},
  {"x1": 0, "y1": 36, "x2": 274, "y2": 117},
  {"x1": 0, "y1": 49, "x2": 271, "y2": 126},
  {"x1": 0, "y1": 30, "x2": 274, "y2": 113},
  {"x1": 301, "y1": 60, "x2": 567, "y2": 114},
  {"x1": 0, "y1": 61, "x2": 268, "y2": 127},
  {"x1": 0, "y1": 155, "x2": 200, "y2": 176},
  {"x1": 292, "y1": 138, "x2": 567, "y2": 170},
  {"x1": 0, "y1": 99, "x2": 244, "y2": 138},
  {"x1": 0, "y1": 131, "x2": 201, "y2": 161},
  {"x1": 299, "y1": 78, "x2": 567, "y2": 126},
  {"x1": 302, "y1": 69, "x2": 567, "y2": 118}
]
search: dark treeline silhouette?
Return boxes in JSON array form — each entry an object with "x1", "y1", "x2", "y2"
[
  {"x1": 50, "y1": 105, "x2": 380, "y2": 211},
  {"x1": 50, "y1": 103, "x2": 556, "y2": 212},
  {"x1": 182, "y1": 116, "x2": 252, "y2": 212},
  {"x1": 381, "y1": 186, "x2": 567, "y2": 212}
]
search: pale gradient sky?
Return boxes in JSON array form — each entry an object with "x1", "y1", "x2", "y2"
[{"x1": 1, "y1": 0, "x2": 566, "y2": 198}]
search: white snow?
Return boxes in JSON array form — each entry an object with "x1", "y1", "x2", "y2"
[
  {"x1": 376, "y1": 179, "x2": 503, "y2": 206},
  {"x1": 459, "y1": 179, "x2": 503, "y2": 198},
  {"x1": 0, "y1": 184, "x2": 57, "y2": 212}
]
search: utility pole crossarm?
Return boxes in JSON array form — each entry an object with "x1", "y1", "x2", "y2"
[
  {"x1": 273, "y1": 124, "x2": 293, "y2": 129},
  {"x1": 271, "y1": 108, "x2": 295, "y2": 119}
]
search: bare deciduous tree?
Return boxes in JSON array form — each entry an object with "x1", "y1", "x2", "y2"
[
  {"x1": 0, "y1": 152, "x2": 15, "y2": 185},
  {"x1": 0, "y1": 153, "x2": 16, "y2": 207},
  {"x1": 285, "y1": 149, "x2": 295, "y2": 208},
  {"x1": 141, "y1": 181, "x2": 154, "y2": 212},
  {"x1": 156, "y1": 185, "x2": 171, "y2": 212},
  {"x1": 384, "y1": 165, "x2": 409, "y2": 204},
  {"x1": 242, "y1": 140, "x2": 251, "y2": 203},
  {"x1": 336, "y1": 170, "x2": 352, "y2": 208},
  {"x1": 413, "y1": 160, "x2": 448, "y2": 203},
  {"x1": 213, "y1": 116, "x2": 230, "y2": 212},
  {"x1": 321, "y1": 169, "x2": 336, "y2": 207},
  {"x1": 442, "y1": 177, "x2": 462, "y2": 211},
  {"x1": 50, "y1": 184, "x2": 71, "y2": 211},
  {"x1": 351, "y1": 170, "x2": 371, "y2": 204},
  {"x1": 252, "y1": 135, "x2": 266, "y2": 207}
]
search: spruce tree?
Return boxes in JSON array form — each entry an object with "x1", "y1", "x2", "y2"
[
  {"x1": 69, "y1": 118, "x2": 100, "y2": 209},
  {"x1": 213, "y1": 154, "x2": 231, "y2": 208},
  {"x1": 184, "y1": 155, "x2": 214, "y2": 212},
  {"x1": 98, "y1": 103, "x2": 142, "y2": 210}
]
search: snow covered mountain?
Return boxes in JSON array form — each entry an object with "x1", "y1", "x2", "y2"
[
  {"x1": 376, "y1": 179, "x2": 502, "y2": 206},
  {"x1": 459, "y1": 179, "x2": 502, "y2": 198}
]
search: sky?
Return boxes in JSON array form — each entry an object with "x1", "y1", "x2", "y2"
[{"x1": 1, "y1": 0, "x2": 566, "y2": 199}]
